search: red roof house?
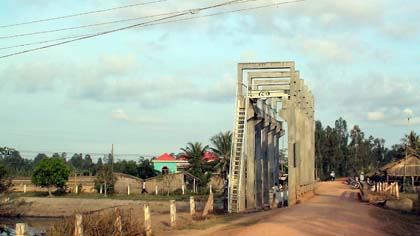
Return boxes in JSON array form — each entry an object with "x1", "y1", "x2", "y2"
[{"x1": 201, "y1": 152, "x2": 219, "y2": 162}]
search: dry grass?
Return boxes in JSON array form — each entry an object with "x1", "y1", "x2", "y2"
[{"x1": 47, "y1": 209, "x2": 144, "y2": 236}]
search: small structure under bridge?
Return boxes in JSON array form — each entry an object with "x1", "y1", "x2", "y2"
[{"x1": 228, "y1": 61, "x2": 316, "y2": 213}]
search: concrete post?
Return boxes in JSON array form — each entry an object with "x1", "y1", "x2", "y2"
[
  {"x1": 246, "y1": 111, "x2": 260, "y2": 209},
  {"x1": 190, "y1": 196, "x2": 195, "y2": 217},
  {"x1": 23, "y1": 184, "x2": 27, "y2": 194},
  {"x1": 115, "y1": 215, "x2": 122, "y2": 236},
  {"x1": 255, "y1": 122, "x2": 263, "y2": 207},
  {"x1": 261, "y1": 121, "x2": 270, "y2": 205},
  {"x1": 144, "y1": 204, "x2": 152, "y2": 236},
  {"x1": 16, "y1": 223, "x2": 27, "y2": 236},
  {"x1": 75, "y1": 214, "x2": 83, "y2": 236},
  {"x1": 170, "y1": 200, "x2": 176, "y2": 227}
]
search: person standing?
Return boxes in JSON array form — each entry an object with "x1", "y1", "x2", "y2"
[
  {"x1": 330, "y1": 171, "x2": 336, "y2": 181},
  {"x1": 141, "y1": 181, "x2": 148, "y2": 194}
]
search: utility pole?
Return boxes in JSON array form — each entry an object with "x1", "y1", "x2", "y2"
[
  {"x1": 111, "y1": 144, "x2": 114, "y2": 173},
  {"x1": 403, "y1": 116, "x2": 410, "y2": 192}
]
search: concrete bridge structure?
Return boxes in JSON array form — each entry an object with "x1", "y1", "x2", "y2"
[{"x1": 228, "y1": 61, "x2": 316, "y2": 213}]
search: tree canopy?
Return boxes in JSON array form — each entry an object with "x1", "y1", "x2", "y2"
[{"x1": 31, "y1": 157, "x2": 71, "y2": 196}]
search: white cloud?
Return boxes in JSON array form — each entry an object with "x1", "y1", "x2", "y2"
[
  {"x1": 111, "y1": 108, "x2": 167, "y2": 125},
  {"x1": 367, "y1": 111, "x2": 385, "y2": 121}
]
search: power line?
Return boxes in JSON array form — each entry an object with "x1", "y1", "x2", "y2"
[
  {"x1": 0, "y1": 0, "x2": 169, "y2": 28},
  {"x1": 0, "y1": 0, "x2": 304, "y2": 59},
  {"x1": 0, "y1": 9, "x2": 191, "y2": 40},
  {"x1": 0, "y1": 0, "x2": 259, "y2": 40}
]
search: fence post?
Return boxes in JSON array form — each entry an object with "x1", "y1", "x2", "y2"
[
  {"x1": 23, "y1": 184, "x2": 27, "y2": 194},
  {"x1": 115, "y1": 215, "x2": 122, "y2": 236},
  {"x1": 155, "y1": 185, "x2": 158, "y2": 196},
  {"x1": 75, "y1": 214, "x2": 83, "y2": 236},
  {"x1": 16, "y1": 223, "x2": 27, "y2": 236},
  {"x1": 144, "y1": 204, "x2": 152, "y2": 236},
  {"x1": 269, "y1": 190, "x2": 274, "y2": 208},
  {"x1": 182, "y1": 184, "x2": 185, "y2": 195},
  {"x1": 75, "y1": 184, "x2": 79, "y2": 194},
  {"x1": 202, "y1": 192, "x2": 214, "y2": 218},
  {"x1": 190, "y1": 196, "x2": 195, "y2": 217},
  {"x1": 127, "y1": 184, "x2": 131, "y2": 196},
  {"x1": 170, "y1": 200, "x2": 176, "y2": 227}
]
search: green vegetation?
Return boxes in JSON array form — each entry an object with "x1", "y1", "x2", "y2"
[
  {"x1": 315, "y1": 117, "x2": 420, "y2": 180},
  {"x1": 210, "y1": 131, "x2": 232, "y2": 179},
  {"x1": 181, "y1": 142, "x2": 212, "y2": 187},
  {"x1": 95, "y1": 165, "x2": 117, "y2": 196},
  {"x1": 0, "y1": 163, "x2": 11, "y2": 193},
  {"x1": 31, "y1": 157, "x2": 71, "y2": 196}
]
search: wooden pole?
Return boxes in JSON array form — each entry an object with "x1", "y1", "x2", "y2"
[
  {"x1": 190, "y1": 196, "x2": 195, "y2": 217},
  {"x1": 75, "y1": 214, "x2": 83, "y2": 236},
  {"x1": 16, "y1": 223, "x2": 27, "y2": 236},
  {"x1": 170, "y1": 200, "x2": 176, "y2": 227},
  {"x1": 412, "y1": 176, "x2": 415, "y2": 192},
  {"x1": 144, "y1": 204, "x2": 152, "y2": 236}
]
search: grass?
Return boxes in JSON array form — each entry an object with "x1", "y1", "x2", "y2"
[
  {"x1": 9, "y1": 192, "x2": 213, "y2": 202},
  {"x1": 176, "y1": 214, "x2": 239, "y2": 230},
  {"x1": 47, "y1": 208, "x2": 144, "y2": 236}
]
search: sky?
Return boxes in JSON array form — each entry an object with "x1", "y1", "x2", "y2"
[{"x1": 0, "y1": 0, "x2": 419, "y2": 160}]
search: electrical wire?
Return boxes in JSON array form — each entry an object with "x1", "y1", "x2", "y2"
[
  {"x1": 0, "y1": 0, "x2": 304, "y2": 58},
  {"x1": 0, "y1": 0, "x2": 259, "y2": 40},
  {"x1": 0, "y1": 0, "x2": 169, "y2": 28}
]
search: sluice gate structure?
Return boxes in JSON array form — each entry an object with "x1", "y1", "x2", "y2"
[{"x1": 228, "y1": 61, "x2": 316, "y2": 213}]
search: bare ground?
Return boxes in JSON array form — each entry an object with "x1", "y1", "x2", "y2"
[{"x1": 171, "y1": 181, "x2": 420, "y2": 236}]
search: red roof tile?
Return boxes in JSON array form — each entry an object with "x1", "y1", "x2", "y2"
[
  {"x1": 202, "y1": 152, "x2": 219, "y2": 162},
  {"x1": 154, "y1": 153, "x2": 176, "y2": 161}
]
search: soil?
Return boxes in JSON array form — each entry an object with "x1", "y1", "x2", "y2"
[{"x1": 172, "y1": 181, "x2": 420, "y2": 236}]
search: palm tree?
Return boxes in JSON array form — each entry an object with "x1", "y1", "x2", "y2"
[
  {"x1": 210, "y1": 131, "x2": 232, "y2": 179},
  {"x1": 401, "y1": 131, "x2": 420, "y2": 155},
  {"x1": 180, "y1": 142, "x2": 209, "y2": 179}
]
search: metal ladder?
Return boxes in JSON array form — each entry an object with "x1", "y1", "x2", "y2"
[{"x1": 228, "y1": 96, "x2": 247, "y2": 213}]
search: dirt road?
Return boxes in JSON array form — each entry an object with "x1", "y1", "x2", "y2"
[{"x1": 174, "y1": 181, "x2": 411, "y2": 236}]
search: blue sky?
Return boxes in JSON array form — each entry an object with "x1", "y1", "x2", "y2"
[{"x1": 0, "y1": 0, "x2": 419, "y2": 160}]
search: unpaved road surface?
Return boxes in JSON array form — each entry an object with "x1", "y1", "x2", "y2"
[{"x1": 174, "y1": 181, "x2": 412, "y2": 236}]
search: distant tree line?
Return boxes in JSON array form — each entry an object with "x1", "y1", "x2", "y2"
[{"x1": 315, "y1": 117, "x2": 420, "y2": 180}]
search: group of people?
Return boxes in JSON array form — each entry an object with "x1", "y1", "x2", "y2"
[{"x1": 330, "y1": 170, "x2": 365, "y2": 182}]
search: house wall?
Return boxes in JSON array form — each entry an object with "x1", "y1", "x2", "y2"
[{"x1": 153, "y1": 162, "x2": 177, "y2": 173}]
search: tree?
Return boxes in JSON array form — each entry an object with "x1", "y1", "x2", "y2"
[
  {"x1": 69, "y1": 153, "x2": 83, "y2": 170},
  {"x1": 181, "y1": 142, "x2": 210, "y2": 186},
  {"x1": 32, "y1": 157, "x2": 71, "y2": 196},
  {"x1": 95, "y1": 165, "x2": 116, "y2": 196},
  {"x1": 402, "y1": 131, "x2": 420, "y2": 155},
  {"x1": 0, "y1": 163, "x2": 12, "y2": 193},
  {"x1": 210, "y1": 131, "x2": 232, "y2": 178}
]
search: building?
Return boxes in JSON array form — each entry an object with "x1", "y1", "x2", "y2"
[{"x1": 151, "y1": 153, "x2": 189, "y2": 174}]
